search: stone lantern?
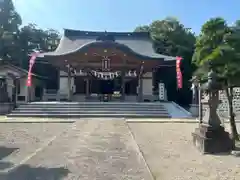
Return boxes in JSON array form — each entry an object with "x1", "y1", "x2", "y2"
[{"x1": 192, "y1": 65, "x2": 233, "y2": 154}]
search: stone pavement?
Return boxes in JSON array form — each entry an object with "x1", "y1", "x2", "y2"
[
  {"x1": 129, "y1": 123, "x2": 240, "y2": 180},
  {"x1": 0, "y1": 120, "x2": 153, "y2": 180}
]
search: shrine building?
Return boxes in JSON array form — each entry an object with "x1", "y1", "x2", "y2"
[{"x1": 38, "y1": 29, "x2": 177, "y2": 102}]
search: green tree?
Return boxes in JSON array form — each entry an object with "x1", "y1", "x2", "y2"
[
  {"x1": 134, "y1": 25, "x2": 150, "y2": 32},
  {"x1": 18, "y1": 24, "x2": 60, "y2": 89},
  {"x1": 0, "y1": 0, "x2": 22, "y2": 62},
  {"x1": 135, "y1": 17, "x2": 196, "y2": 106},
  {"x1": 19, "y1": 24, "x2": 60, "y2": 66},
  {"x1": 193, "y1": 17, "x2": 240, "y2": 141}
]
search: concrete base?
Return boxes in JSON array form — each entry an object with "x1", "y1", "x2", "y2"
[
  {"x1": 192, "y1": 123, "x2": 233, "y2": 154},
  {"x1": 0, "y1": 103, "x2": 15, "y2": 115}
]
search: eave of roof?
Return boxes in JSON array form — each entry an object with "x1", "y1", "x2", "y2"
[{"x1": 0, "y1": 62, "x2": 48, "y2": 79}]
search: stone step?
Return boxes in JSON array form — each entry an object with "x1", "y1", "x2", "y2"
[
  {"x1": 15, "y1": 107, "x2": 166, "y2": 111},
  {"x1": 18, "y1": 106, "x2": 165, "y2": 109},
  {"x1": 22, "y1": 102, "x2": 163, "y2": 104},
  {"x1": 19, "y1": 104, "x2": 165, "y2": 107},
  {"x1": 10, "y1": 110, "x2": 170, "y2": 114},
  {"x1": 7, "y1": 113, "x2": 171, "y2": 118},
  {"x1": 9, "y1": 102, "x2": 171, "y2": 118}
]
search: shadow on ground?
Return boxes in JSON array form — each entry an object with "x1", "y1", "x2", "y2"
[
  {"x1": 0, "y1": 146, "x2": 19, "y2": 170},
  {"x1": 0, "y1": 146, "x2": 70, "y2": 179},
  {"x1": 0, "y1": 146, "x2": 19, "y2": 160},
  {"x1": 0, "y1": 165, "x2": 70, "y2": 180}
]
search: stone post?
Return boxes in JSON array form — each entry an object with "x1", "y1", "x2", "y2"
[{"x1": 198, "y1": 86, "x2": 203, "y2": 122}]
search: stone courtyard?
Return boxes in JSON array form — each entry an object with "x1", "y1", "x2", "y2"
[{"x1": 0, "y1": 119, "x2": 239, "y2": 180}]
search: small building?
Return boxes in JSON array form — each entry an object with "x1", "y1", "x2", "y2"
[
  {"x1": 38, "y1": 29, "x2": 177, "y2": 102},
  {"x1": 0, "y1": 62, "x2": 44, "y2": 104}
]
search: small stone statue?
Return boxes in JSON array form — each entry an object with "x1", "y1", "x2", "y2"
[{"x1": 0, "y1": 76, "x2": 9, "y2": 102}]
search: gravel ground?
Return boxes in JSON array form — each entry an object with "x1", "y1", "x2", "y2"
[
  {"x1": 0, "y1": 123, "x2": 70, "y2": 172},
  {"x1": 0, "y1": 120, "x2": 152, "y2": 180},
  {"x1": 0, "y1": 120, "x2": 239, "y2": 180},
  {"x1": 129, "y1": 123, "x2": 240, "y2": 180}
]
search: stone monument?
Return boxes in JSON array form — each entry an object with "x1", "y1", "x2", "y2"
[{"x1": 192, "y1": 66, "x2": 233, "y2": 154}]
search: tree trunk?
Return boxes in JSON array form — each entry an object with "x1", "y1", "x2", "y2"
[{"x1": 225, "y1": 87, "x2": 239, "y2": 141}]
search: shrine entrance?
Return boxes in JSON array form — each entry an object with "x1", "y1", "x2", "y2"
[
  {"x1": 99, "y1": 80, "x2": 114, "y2": 94},
  {"x1": 73, "y1": 72, "x2": 124, "y2": 102},
  {"x1": 74, "y1": 77, "x2": 119, "y2": 95}
]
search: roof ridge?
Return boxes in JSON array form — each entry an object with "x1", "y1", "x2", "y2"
[{"x1": 63, "y1": 29, "x2": 150, "y2": 38}]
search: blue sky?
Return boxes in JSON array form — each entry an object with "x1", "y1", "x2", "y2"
[{"x1": 13, "y1": 0, "x2": 240, "y2": 34}]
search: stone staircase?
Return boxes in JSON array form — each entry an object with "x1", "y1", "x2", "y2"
[{"x1": 7, "y1": 102, "x2": 171, "y2": 118}]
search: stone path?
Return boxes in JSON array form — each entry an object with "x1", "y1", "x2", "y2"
[{"x1": 0, "y1": 120, "x2": 152, "y2": 180}]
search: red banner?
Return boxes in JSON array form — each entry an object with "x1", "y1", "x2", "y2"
[
  {"x1": 176, "y1": 56, "x2": 183, "y2": 89},
  {"x1": 26, "y1": 52, "x2": 38, "y2": 87}
]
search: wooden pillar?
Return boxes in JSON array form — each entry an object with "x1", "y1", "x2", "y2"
[
  {"x1": 85, "y1": 78, "x2": 90, "y2": 98},
  {"x1": 121, "y1": 70, "x2": 125, "y2": 101},
  {"x1": 14, "y1": 79, "x2": 18, "y2": 107},
  {"x1": 138, "y1": 76, "x2": 143, "y2": 102},
  {"x1": 138, "y1": 64, "x2": 144, "y2": 102},
  {"x1": 67, "y1": 68, "x2": 72, "y2": 101},
  {"x1": 26, "y1": 86, "x2": 30, "y2": 103}
]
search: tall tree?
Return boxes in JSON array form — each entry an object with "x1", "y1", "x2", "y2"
[
  {"x1": 0, "y1": 0, "x2": 22, "y2": 62},
  {"x1": 193, "y1": 17, "x2": 240, "y2": 141},
  {"x1": 19, "y1": 24, "x2": 60, "y2": 89},
  {"x1": 134, "y1": 17, "x2": 196, "y2": 106},
  {"x1": 19, "y1": 24, "x2": 60, "y2": 67}
]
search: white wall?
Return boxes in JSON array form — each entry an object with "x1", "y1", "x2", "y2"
[
  {"x1": 59, "y1": 76, "x2": 75, "y2": 94},
  {"x1": 142, "y1": 72, "x2": 153, "y2": 95},
  {"x1": 59, "y1": 77, "x2": 68, "y2": 94},
  {"x1": 142, "y1": 79, "x2": 153, "y2": 95}
]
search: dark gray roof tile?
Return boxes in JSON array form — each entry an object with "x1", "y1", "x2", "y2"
[{"x1": 39, "y1": 29, "x2": 176, "y2": 61}]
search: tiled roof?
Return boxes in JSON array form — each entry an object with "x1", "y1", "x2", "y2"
[{"x1": 39, "y1": 29, "x2": 176, "y2": 61}]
